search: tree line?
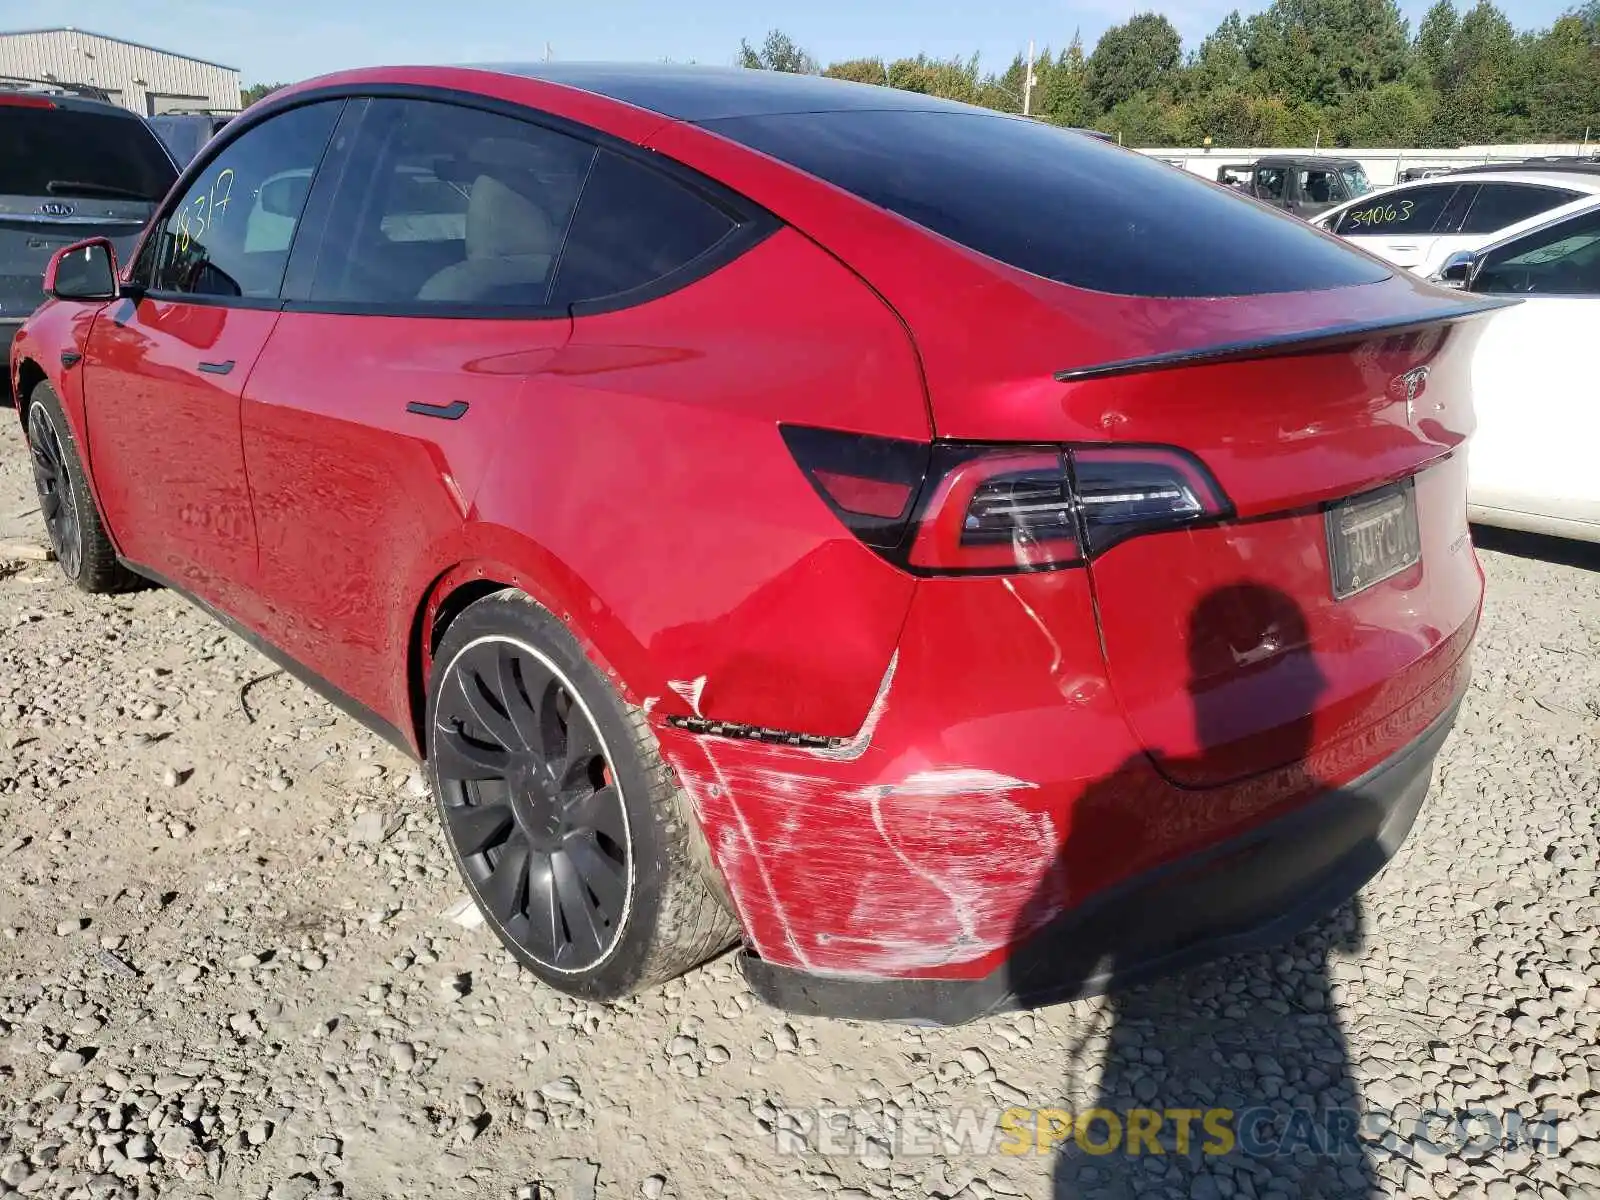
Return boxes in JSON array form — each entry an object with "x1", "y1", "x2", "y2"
[{"x1": 738, "y1": 0, "x2": 1600, "y2": 148}]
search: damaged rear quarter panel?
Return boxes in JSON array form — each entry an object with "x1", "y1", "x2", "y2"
[
  {"x1": 660, "y1": 571, "x2": 1141, "y2": 979},
  {"x1": 471, "y1": 226, "x2": 928, "y2": 739},
  {"x1": 660, "y1": 565, "x2": 1389, "y2": 980}
]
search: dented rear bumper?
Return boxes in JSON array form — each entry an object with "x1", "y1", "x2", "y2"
[
  {"x1": 658, "y1": 566, "x2": 1473, "y2": 1017},
  {"x1": 738, "y1": 699, "x2": 1456, "y2": 1024}
]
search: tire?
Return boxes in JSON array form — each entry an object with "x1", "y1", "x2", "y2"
[
  {"x1": 425, "y1": 590, "x2": 739, "y2": 1001},
  {"x1": 24, "y1": 382, "x2": 140, "y2": 594}
]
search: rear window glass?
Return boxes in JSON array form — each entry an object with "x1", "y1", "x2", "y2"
[
  {"x1": 0, "y1": 107, "x2": 175, "y2": 200},
  {"x1": 703, "y1": 109, "x2": 1388, "y2": 297}
]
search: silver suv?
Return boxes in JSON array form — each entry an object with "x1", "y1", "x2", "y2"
[{"x1": 0, "y1": 76, "x2": 177, "y2": 364}]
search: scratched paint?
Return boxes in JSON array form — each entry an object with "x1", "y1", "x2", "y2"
[
  {"x1": 1002, "y1": 576, "x2": 1063, "y2": 675},
  {"x1": 889, "y1": 768, "x2": 1038, "y2": 798},
  {"x1": 666, "y1": 675, "x2": 707, "y2": 717},
  {"x1": 841, "y1": 778, "x2": 1060, "y2": 972},
  {"x1": 666, "y1": 737, "x2": 1064, "y2": 975},
  {"x1": 668, "y1": 744, "x2": 813, "y2": 968},
  {"x1": 805, "y1": 651, "x2": 896, "y2": 763}
]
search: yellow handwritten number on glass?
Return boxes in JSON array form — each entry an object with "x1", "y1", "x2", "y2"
[
  {"x1": 210, "y1": 168, "x2": 235, "y2": 228},
  {"x1": 189, "y1": 193, "x2": 209, "y2": 244}
]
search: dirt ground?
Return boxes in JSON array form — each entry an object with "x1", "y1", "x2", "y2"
[{"x1": 1, "y1": 416, "x2": 1597, "y2": 1200}]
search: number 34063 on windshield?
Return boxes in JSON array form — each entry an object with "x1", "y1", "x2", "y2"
[{"x1": 1346, "y1": 199, "x2": 1414, "y2": 229}]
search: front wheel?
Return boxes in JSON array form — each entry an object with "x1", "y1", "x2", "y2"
[
  {"x1": 24, "y1": 383, "x2": 139, "y2": 594},
  {"x1": 425, "y1": 591, "x2": 739, "y2": 1000}
]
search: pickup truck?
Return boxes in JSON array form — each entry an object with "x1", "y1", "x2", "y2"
[{"x1": 1215, "y1": 155, "x2": 1372, "y2": 219}]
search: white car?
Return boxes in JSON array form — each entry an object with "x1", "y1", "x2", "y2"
[
  {"x1": 1438, "y1": 199, "x2": 1600, "y2": 542},
  {"x1": 1312, "y1": 168, "x2": 1600, "y2": 277}
]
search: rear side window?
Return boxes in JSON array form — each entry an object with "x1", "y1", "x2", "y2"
[
  {"x1": 145, "y1": 101, "x2": 340, "y2": 300},
  {"x1": 549, "y1": 150, "x2": 738, "y2": 307},
  {"x1": 1335, "y1": 185, "x2": 1457, "y2": 235},
  {"x1": 1432, "y1": 185, "x2": 1477, "y2": 235},
  {"x1": 0, "y1": 106, "x2": 175, "y2": 201},
  {"x1": 705, "y1": 110, "x2": 1387, "y2": 297},
  {"x1": 1254, "y1": 167, "x2": 1288, "y2": 202},
  {"x1": 1298, "y1": 168, "x2": 1342, "y2": 204},
  {"x1": 309, "y1": 99, "x2": 595, "y2": 308},
  {"x1": 1458, "y1": 183, "x2": 1583, "y2": 236}
]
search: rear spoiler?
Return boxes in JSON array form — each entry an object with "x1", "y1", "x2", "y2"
[{"x1": 1054, "y1": 297, "x2": 1517, "y2": 383}]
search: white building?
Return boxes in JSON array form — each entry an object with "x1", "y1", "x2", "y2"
[{"x1": 0, "y1": 27, "x2": 239, "y2": 115}]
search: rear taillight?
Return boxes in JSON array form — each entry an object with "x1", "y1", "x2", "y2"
[
  {"x1": 781, "y1": 425, "x2": 929, "y2": 551},
  {"x1": 1070, "y1": 446, "x2": 1230, "y2": 555},
  {"x1": 910, "y1": 446, "x2": 1079, "y2": 572},
  {"x1": 0, "y1": 95, "x2": 55, "y2": 108},
  {"x1": 784, "y1": 426, "x2": 1230, "y2": 576}
]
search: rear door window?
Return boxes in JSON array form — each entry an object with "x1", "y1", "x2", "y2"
[
  {"x1": 1335, "y1": 185, "x2": 1458, "y2": 235},
  {"x1": 1432, "y1": 185, "x2": 1478, "y2": 235},
  {"x1": 1254, "y1": 167, "x2": 1288, "y2": 203},
  {"x1": 549, "y1": 150, "x2": 738, "y2": 308},
  {"x1": 1298, "y1": 168, "x2": 1341, "y2": 205},
  {"x1": 1458, "y1": 183, "x2": 1585, "y2": 236},
  {"x1": 307, "y1": 98, "x2": 595, "y2": 309},
  {"x1": 0, "y1": 106, "x2": 176, "y2": 201},
  {"x1": 703, "y1": 110, "x2": 1387, "y2": 297}
]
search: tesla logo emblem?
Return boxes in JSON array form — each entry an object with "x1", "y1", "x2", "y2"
[
  {"x1": 40, "y1": 202, "x2": 75, "y2": 216},
  {"x1": 1398, "y1": 365, "x2": 1431, "y2": 424}
]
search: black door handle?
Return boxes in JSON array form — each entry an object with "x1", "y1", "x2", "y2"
[
  {"x1": 405, "y1": 400, "x2": 469, "y2": 421},
  {"x1": 197, "y1": 360, "x2": 235, "y2": 375},
  {"x1": 60, "y1": 351, "x2": 82, "y2": 369}
]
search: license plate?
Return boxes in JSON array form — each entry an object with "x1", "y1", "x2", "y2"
[{"x1": 1325, "y1": 483, "x2": 1421, "y2": 599}]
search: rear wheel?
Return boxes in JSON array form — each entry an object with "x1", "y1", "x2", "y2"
[
  {"x1": 425, "y1": 591, "x2": 739, "y2": 1000},
  {"x1": 25, "y1": 383, "x2": 139, "y2": 594}
]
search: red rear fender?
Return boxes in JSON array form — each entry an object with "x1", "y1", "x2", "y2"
[{"x1": 470, "y1": 227, "x2": 931, "y2": 739}]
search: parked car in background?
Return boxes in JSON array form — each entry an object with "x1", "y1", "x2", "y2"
[
  {"x1": 1216, "y1": 155, "x2": 1371, "y2": 218},
  {"x1": 1433, "y1": 200, "x2": 1600, "y2": 543},
  {"x1": 1397, "y1": 166, "x2": 1456, "y2": 183},
  {"x1": 12, "y1": 64, "x2": 1504, "y2": 1020},
  {"x1": 0, "y1": 75, "x2": 177, "y2": 365},
  {"x1": 1216, "y1": 162, "x2": 1253, "y2": 190},
  {"x1": 1313, "y1": 169, "x2": 1600, "y2": 277},
  {"x1": 149, "y1": 110, "x2": 237, "y2": 166}
]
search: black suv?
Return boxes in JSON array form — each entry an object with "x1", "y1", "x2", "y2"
[
  {"x1": 1215, "y1": 155, "x2": 1371, "y2": 219},
  {"x1": 0, "y1": 76, "x2": 177, "y2": 365}
]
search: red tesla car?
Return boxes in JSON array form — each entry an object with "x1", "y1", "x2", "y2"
[{"x1": 12, "y1": 65, "x2": 1504, "y2": 1022}]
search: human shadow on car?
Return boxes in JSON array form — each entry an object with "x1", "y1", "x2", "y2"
[{"x1": 1003, "y1": 582, "x2": 1389, "y2": 1200}]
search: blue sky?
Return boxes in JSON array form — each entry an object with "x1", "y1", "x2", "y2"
[{"x1": 10, "y1": 0, "x2": 1580, "y2": 85}]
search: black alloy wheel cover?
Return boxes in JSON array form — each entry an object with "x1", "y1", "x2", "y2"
[
  {"x1": 27, "y1": 403, "x2": 82, "y2": 580},
  {"x1": 432, "y1": 635, "x2": 633, "y2": 973}
]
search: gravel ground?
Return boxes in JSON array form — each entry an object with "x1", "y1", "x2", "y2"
[{"x1": 0, "y1": 423, "x2": 1597, "y2": 1200}]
